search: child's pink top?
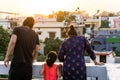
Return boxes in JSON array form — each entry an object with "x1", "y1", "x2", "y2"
[{"x1": 44, "y1": 63, "x2": 58, "y2": 80}]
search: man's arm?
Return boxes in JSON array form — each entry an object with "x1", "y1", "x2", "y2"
[
  {"x1": 4, "y1": 34, "x2": 17, "y2": 67},
  {"x1": 32, "y1": 44, "x2": 40, "y2": 62}
]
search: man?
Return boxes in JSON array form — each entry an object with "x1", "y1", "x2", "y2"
[{"x1": 4, "y1": 17, "x2": 40, "y2": 80}]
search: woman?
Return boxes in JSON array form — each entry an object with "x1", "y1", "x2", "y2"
[{"x1": 58, "y1": 25, "x2": 103, "y2": 80}]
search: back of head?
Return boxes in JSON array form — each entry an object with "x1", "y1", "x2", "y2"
[
  {"x1": 23, "y1": 17, "x2": 35, "y2": 29},
  {"x1": 66, "y1": 25, "x2": 77, "y2": 37},
  {"x1": 46, "y1": 51, "x2": 57, "y2": 67}
]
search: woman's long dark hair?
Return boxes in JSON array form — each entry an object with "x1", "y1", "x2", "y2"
[
  {"x1": 66, "y1": 25, "x2": 77, "y2": 37},
  {"x1": 46, "y1": 51, "x2": 57, "y2": 67}
]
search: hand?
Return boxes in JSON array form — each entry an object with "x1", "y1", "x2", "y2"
[
  {"x1": 32, "y1": 59, "x2": 36, "y2": 63},
  {"x1": 93, "y1": 59, "x2": 105, "y2": 65},
  {"x1": 95, "y1": 62, "x2": 105, "y2": 65},
  {"x1": 4, "y1": 57, "x2": 9, "y2": 67}
]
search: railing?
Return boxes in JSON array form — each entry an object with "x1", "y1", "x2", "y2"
[{"x1": 0, "y1": 61, "x2": 108, "y2": 80}]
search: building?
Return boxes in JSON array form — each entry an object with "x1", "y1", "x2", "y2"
[
  {"x1": 34, "y1": 18, "x2": 64, "y2": 41},
  {"x1": 109, "y1": 16, "x2": 120, "y2": 28},
  {"x1": 113, "y1": 18, "x2": 120, "y2": 28},
  {"x1": 94, "y1": 51, "x2": 115, "y2": 63},
  {"x1": 84, "y1": 18, "x2": 100, "y2": 29},
  {"x1": 0, "y1": 11, "x2": 19, "y2": 29},
  {"x1": 34, "y1": 18, "x2": 84, "y2": 41},
  {"x1": 0, "y1": 18, "x2": 18, "y2": 29}
]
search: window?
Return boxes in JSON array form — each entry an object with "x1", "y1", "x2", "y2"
[
  {"x1": 96, "y1": 16, "x2": 99, "y2": 19},
  {"x1": 100, "y1": 56, "x2": 106, "y2": 63},
  {"x1": 37, "y1": 32, "x2": 41, "y2": 35},
  {"x1": 38, "y1": 28, "x2": 40, "y2": 30},
  {"x1": 49, "y1": 32, "x2": 56, "y2": 38},
  {"x1": 85, "y1": 24, "x2": 90, "y2": 28}
]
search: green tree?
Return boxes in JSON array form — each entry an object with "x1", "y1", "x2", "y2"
[
  {"x1": 100, "y1": 20, "x2": 109, "y2": 28},
  {"x1": 115, "y1": 50, "x2": 120, "y2": 56},
  {"x1": 44, "y1": 37, "x2": 63, "y2": 55},
  {"x1": 108, "y1": 13, "x2": 114, "y2": 17},
  {"x1": 56, "y1": 11, "x2": 76, "y2": 24},
  {"x1": 56, "y1": 11, "x2": 65, "y2": 22},
  {"x1": 0, "y1": 26, "x2": 10, "y2": 60}
]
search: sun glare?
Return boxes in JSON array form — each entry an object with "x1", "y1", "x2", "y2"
[
  {"x1": 1, "y1": 0, "x2": 120, "y2": 16},
  {"x1": 16, "y1": 0, "x2": 76, "y2": 16}
]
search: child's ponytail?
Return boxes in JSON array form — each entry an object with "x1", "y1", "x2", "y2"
[{"x1": 46, "y1": 51, "x2": 57, "y2": 67}]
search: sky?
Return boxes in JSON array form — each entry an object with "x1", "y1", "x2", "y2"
[{"x1": 0, "y1": 0, "x2": 120, "y2": 16}]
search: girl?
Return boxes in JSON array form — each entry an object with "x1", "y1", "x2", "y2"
[{"x1": 39, "y1": 51, "x2": 61, "y2": 80}]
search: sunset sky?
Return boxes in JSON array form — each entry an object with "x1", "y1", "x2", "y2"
[{"x1": 0, "y1": 0, "x2": 120, "y2": 16}]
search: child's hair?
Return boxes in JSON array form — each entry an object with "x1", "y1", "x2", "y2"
[{"x1": 46, "y1": 51, "x2": 57, "y2": 67}]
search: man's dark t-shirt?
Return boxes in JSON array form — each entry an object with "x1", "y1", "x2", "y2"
[
  {"x1": 9, "y1": 26, "x2": 39, "y2": 80},
  {"x1": 11, "y1": 26, "x2": 39, "y2": 66}
]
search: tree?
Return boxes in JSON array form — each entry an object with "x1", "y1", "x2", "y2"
[
  {"x1": 100, "y1": 11, "x2": 115, "y2": 17},
  {"x1": 100, "y1": 20, "x2": 110, "y2": 28},
  {"x1": 44, "y1": 37, "x2": 63, "y2": 55},
  {"x1": 0, "y1": 26, "x2": 10, "y2": 60},
  {"x1": 108, "y1": 13, "x2": 114, "y2": 17},
  {"x1": 56, "y1": 11, "x2": 76, "y2": 24},
  {"x1": 56, "y1": 11, "x2": 65, "y2": 22}
]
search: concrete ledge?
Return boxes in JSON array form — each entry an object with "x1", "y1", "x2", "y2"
[
  {"x1": 0, "y1": 61, "x2": 108, "y2": 80},
  {"x1": 115, "y1": 57, "x2": 120, "y2": 63},
  {"x1": 85, "y1": 56, "x2": 90, "y2": 63}
]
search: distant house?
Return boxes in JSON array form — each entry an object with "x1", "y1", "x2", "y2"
[
  {"x1": 34, "y1": 17, "x2": 84, "y2": 55},
  {"x1": 0, "y1": 11, "x2": 19, "y2": 29},
  {"x1": 84, "y1": 18, "x2": 100, "y2": 29},
  {"x1": 86, "y1": 51, "x2": 115, "y2": 63},
  {"x1": 94, "y1": 51, "x2": 115, "y2": 63},
  {"x1": 0, "y1": 18, "x2": 17, "y2": 29},
  {"x1": 34, "y1": 18, "x2": 64, "y2": 41},
  {"x1": 113, "y1": 18, "x2": 120, "y2": 28},
  {"x1": 109, "y1": 16, "x2": 120, "y2": 28},
  {"x1": 34, "y1": 18, "x2": 84, "y2": 41}
]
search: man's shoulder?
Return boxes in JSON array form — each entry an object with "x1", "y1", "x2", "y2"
[{"x1": 14, "y1": 26, "x2": 23, "y2": 29}]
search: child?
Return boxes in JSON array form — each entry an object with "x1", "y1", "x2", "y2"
[{"x1": 39, "y1": 51, "x2": 61, "y2": 80}]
